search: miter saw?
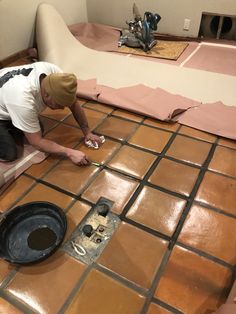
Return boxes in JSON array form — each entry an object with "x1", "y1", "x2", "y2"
[{"x1": 118, "y1": 3, "x2": 161, "y2": 52}]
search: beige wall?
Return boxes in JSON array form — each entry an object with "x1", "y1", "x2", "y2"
[
  {"x1": 1, "y1": 0, "x2": 236, "y2": 60},
  {"x1": 87, "y1": 0, "x2": 236, "y2": 37},
  {"x1": 0, "y1": 0, "x2": 88, "y2": 60}
]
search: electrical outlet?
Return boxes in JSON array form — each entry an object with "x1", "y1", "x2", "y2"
[{"x1": 183, "y1": 18, "x2": 191, "y2": 31}]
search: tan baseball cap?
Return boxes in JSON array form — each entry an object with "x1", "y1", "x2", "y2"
[{"x1": 43, "y1": 73, "x2": 77, "y2": 106}]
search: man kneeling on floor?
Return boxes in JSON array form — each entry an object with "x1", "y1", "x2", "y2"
[{"x1": 0, "y1": 61, "x2": 102, "y2": 166}]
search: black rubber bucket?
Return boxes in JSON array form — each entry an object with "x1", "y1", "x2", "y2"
[{"x1": 0, "y1": 202, "x2": 67, "y2": 265}]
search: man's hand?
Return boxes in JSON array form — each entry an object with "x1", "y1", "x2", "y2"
[
  {"x1": 84, "y1": 132, "x2": 103, "y2": 148},
  {"x1": 67, "y1": 149, "x2": 90, "y2": 166},
  {"x1": 25, "y1": 131, "x2": 90, "y2": 166}
]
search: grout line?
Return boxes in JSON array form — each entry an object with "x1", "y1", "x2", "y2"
[
  {"x1": 94, "y1": 263, "x2": 148, "y2": 296},
  {"x1": 180, "y1": 44, "x2": 201, "y2": 67},
  {"x1": 140, "y1": 248, "x2": 172, "y2": 314},
  {"x1": 0, "y1": 290, "x2": 38, "y2": 314},
  {"x1": 0, "y1": 268, "x2": 20, "y2": 290},
  {"x1": 140, "y1": 141, "x2": 219, "y2": 313},
  {"x1": 122, "y1": 217, "x2": 171, "y2": 242},
  {"x1": 58, "y1": 263, "x2": 93, "y2": 314},
  {"x1": 150, "y1": 298, "x2": 184, "y2": 314},
  {"x1": 176, "y1": 242, "x2": 235, "y2": 270},
  {"x1": 194, "y1": 199, "x2": 236, "y2": 220}
]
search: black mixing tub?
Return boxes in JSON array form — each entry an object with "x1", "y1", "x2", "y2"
[{"x1": 0, "y1": 202, "x2": 67, "y2": 265}]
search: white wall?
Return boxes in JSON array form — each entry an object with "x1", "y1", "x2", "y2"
[
  {"x1": 0, "y1": 0, "x2": 88, "y2": 60},
  {"x1": 87, "y1": 0, "x2": 236, "y2": 37}
]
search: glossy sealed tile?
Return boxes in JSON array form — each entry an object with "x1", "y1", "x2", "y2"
[
  {"x1": 6, "y1": 252, "x2": 86, "y2": 314},
  {"x1": 126, "y1": 186, "x2": 186, "y2": 236},
  {"x1": 65, "y1": 201, "x2": 91, "y2": 241},
  {"x1": 65, "y1": 269, "x2": 145, "y2": 314},
  {"x1": 77, "y1": 138, "x2": 121, "y2": 165},
  {"x1": 16, "y1": 183, "x2": 74, "y2": 210},
  {"x1": 39, "y1": 116, "x2": 59, "y2": 134},
  {"x1": 209, "y1": 146, "x2": 236, "y2": 177},
  {"x1": 25, "y1": 156, "x2": 59, "y2": 178},
  {"x1": 155, "y1": 245, "x2": 232, "y2": 314},
  {"x1": 82, "y1": 170, "x2": 139, "y2": 214},
  {"x1": 43, "y1": 160, "x2": 99, "y2": 195},
  {"x1": 128, "y1": 125, "x2": 172, "y2": 153},
  {"x1": 95, "y1": 116, "x2": 138, "y2": 141},
  {"x1": 147, "y1": 302, "x2": 172, "y2": 314},
  {"x1": 98, "y1": 222, "x2": 168, "y2": 289},
  {"x1": 218, "y1": 138, "x2": 236, "y2": 150},
  {"x1": 40, "y1": 107, "x2": 71, "y2": 121},
  {"x1": 178, "y1": 204, "x2": 236, "y2": 264},
  {"x1": 166, "y1": 135, "x2": 212, "y2": 166},
  {"x1": 108, "y1": 145, "x2": 156, "y2": 179},
  {"x1": 83, "y1": 101, "x2": 114, "y2": 114},
  {"x1": 0, "y1": 298, "x2": 22, "y2": 314},
  {"x1": 144, "y1": 119, "x2": 179, "y2": 132},
  {"x1": 178, "y1": 125, "x2": 216, "y2": 142},
  {"x1": 63, "y1": 108, "x2": 107, "y2": 130},
  {"x1": 196, "y1": 171, "x2": 236, "y2": 215},
  {"x1": 45, "y1": 124, "x2": 83, "y2": 148},
  {"x1": 148, "y1": 158, "x2": 200, "y2": 196},
  {"x1": 0, "y1": 176, "x2": 35, "y2": 212},
  {"x1": 112, "y1": 109, "x2": 144, "y2": 122}
]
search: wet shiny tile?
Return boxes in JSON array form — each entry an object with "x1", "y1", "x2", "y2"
[
  {"x1": 41, "y1": 107, "x2": 71, "y2": 121},
  {"x1": 0, "y1": 260, "x2": 15, "y2": 284},
  {"x1": 6, "y1": 252, "x2": 86, "y2": 314},
  {"x1": 196, "y1": 171, "x2": 236, "y2": 215},
  {"x1": 98, "y1": 222, "x2": 168, "y2": 289},
  {"x1": 148, "y1": 158, "x2": 200, "y2": 196},
  {"x1": 166, "y1": 135, "x2": 212, "y2": 166},
  {"x1": 144, "y1": 119, "x2": 179, "y2": 132},
  {"x1": 25, "y1": 156, "x2": 58, "y2": 178},
  {"x1": 155, "y1": 245, "x2": 232, "y2": 314},
  {"x1": 65, "y1": 201, "x2": 91, "y2": 241},
  {"x1": 16, "y1": 183, "x2": 74, "y2": 210},
  {"x1": 108, "y1": 145, "x2": 156, "y2": 179},
  {"x1": 112, "y1": 109, "x2": 143, "y2": 122},
  {"x1": 82, "y1": 170, "x2": 139, "y2": 214},
  {"x1": 178, "y1": 204, "x2": 236, "y2": 264},
  {"x1": 63, "y1": 108, "x2": 107, "y2": 130},
  {"x1": 218, "y1": 138, "x2": 236, "y2": 150},
  {"x1": 0, "y1": 176, "x2": 35, "y2": 212},
  {"x1": 45, "y1": 124, "x2": 83, "y2": 148},
  {"x1": 147, "y1": 302, "x2": 172, "y2": 314},
  {"x1": 95, "y1": 116, "x2": 138, "y2": 141},
  {"x1": 43, "y1": 160, "x2": 99, "y2": 195},
  {"x1": 84, "y1": 101, "x2": 114, "y2": 114},
  {"x1": 178, "y1": 125, "x2": 216, "y2": 143},
  {"x1": 77, "y1": 139, "x2": 121, "y2": 165},
  {"x1": 65, "y1": 269, "x2": 145, "y2": 314},
  {"x1": 0, "y1": 298, "x2": 22, "y2": 314},
  {"x1": 129, "y1": 125, "x2": 172, "y2": 153},
  {"x1": 126, "y1": 186, "x2": 186, "y2": 236},
  {"x1": 209, "y1": 146, "x2": 236, "y2": 177}
]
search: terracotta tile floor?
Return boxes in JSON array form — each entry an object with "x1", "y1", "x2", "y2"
[{"x1": 0, "y1": 62, "x2": 236, "y2": 314}]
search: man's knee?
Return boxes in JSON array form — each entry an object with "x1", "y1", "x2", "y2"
[{"x1": 0, "y1": 146, "x2": 18, "y2": 162}]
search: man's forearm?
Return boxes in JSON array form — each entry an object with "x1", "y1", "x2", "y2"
[
  {"x1": 25, "y1": 132, "x2": 71, "y2": 158},
  {"x1": 70, "y1": 100, "x2": 90, "y2": 135}
]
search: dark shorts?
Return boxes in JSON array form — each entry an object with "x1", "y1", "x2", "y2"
[{"x1": 0, "y1": 120, "x2": 24, "y2": 162}]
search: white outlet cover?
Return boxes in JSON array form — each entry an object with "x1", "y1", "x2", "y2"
[{"x1": 184, "y1": 18, "x2": 191, "y2": 30}]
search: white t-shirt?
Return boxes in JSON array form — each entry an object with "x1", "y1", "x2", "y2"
[{"x1": 0, "y1": 62, "x2": 62, "y2": 133}]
